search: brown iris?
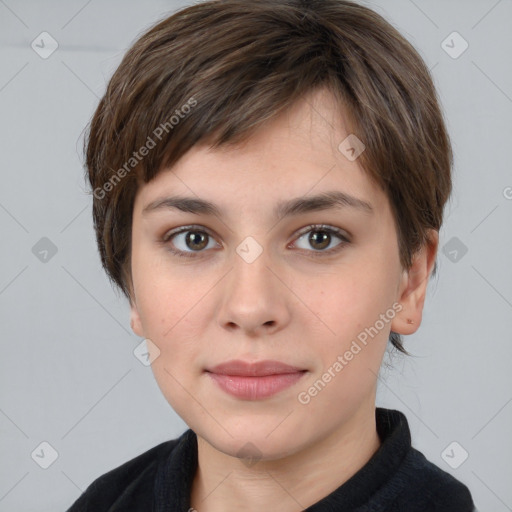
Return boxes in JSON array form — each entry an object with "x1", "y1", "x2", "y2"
[
  {"x1": 308, "y1": 230, "x2": 331, "y2": 250},
  {"x1": 184, "y1": 231, "x2": 209, "y2": 251}
]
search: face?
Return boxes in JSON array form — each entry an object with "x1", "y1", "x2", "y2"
[{"x1": 129, "y1": 87, "x2": 435, "y2": 460}]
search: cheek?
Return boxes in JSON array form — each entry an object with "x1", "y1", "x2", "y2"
[
  {"x1": 131, "y1": 243, "x2": 207, "y2": 333},
  {"x1": 137, "y1": 280, "x2": 207, "y2": 347},
  {"x1": 304, "y1": 256, "x2": 399, "y2": 385},
  {"x1": 313, "y1": 262, "x2": 398, "y2": 335},
  {"x1": 299, "y1": 277, "x2": 393, "y2": 411}
]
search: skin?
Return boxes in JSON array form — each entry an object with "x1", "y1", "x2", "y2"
[{"x1": 129, "y1": 87, "x2": 438, "y2": 511}]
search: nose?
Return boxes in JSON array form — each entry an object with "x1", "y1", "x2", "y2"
[{"x1": 216, "y1": 246, "x2": 291, "y2": 337}]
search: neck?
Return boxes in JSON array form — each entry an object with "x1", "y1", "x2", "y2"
[{"x1": 190, "y1": 404, "x2": 381, "y2": 512}]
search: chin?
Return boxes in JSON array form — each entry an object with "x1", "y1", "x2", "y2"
[{"x1": 194, "y1": 418, "x2": 312, "y2": 462}]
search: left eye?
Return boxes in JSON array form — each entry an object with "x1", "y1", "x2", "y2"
[{"x1": 293, "y1": 226, "x2": 348, "y2": 253}]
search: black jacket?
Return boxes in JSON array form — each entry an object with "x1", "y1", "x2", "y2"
[{"x1": 66, "y1": 408, "x2": 475, "y2": 511}]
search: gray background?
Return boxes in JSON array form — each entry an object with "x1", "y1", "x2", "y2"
[{"x1": 0, "y1": 0, "x2": 511, "y2": 510}]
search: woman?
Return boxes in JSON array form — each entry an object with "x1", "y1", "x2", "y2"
[{"x1": 67, "y1": 0, "x2": 475, "y2": 509}]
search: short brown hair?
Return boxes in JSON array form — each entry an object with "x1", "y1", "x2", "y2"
[{"x1": 84, "y1": 0, "x2": 452, "y2": 353}]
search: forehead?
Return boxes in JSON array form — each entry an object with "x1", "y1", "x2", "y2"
[{"x1": 134, "y1": 88, "x2": 387, "y2": 218}]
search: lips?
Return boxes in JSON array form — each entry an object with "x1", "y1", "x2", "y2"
[
  {"x1": 205, "y1": 359, "x2": 307, "y2": 400},
  {"x1": 206, "y1": 359, "x2": 305, "y2": 377}
]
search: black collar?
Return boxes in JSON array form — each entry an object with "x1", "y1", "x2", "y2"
[{"x1": 154, "y1": 408, "x2": 411, "y2": 511}]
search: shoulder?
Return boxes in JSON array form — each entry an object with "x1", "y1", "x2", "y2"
[
  {"x1": 391, "y1": 447, "x2": 475, "y2": 511},
  {"x1": 65, "y1": 436, "x2": 181, "y2": 512}
]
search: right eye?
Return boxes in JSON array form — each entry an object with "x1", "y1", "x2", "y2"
[{"x1": 162, "y1": 226, "x2": 221, "y2": 258}]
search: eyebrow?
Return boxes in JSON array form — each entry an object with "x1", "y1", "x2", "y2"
[{"x1": 142, "y1": 190, "x2": 374, "y2": 218}]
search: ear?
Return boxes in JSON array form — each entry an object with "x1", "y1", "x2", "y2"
[
  {"x1": 391, "y1": 230, "x2": 439, "y2": 335},
  {"x1": 130, "y1": 298, "x2": 145, "y2": 338}
]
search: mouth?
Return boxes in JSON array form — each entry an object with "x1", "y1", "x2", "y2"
[
  {"x1": 204, "y1": 359, "x2": 307, "y2": 400},
  {"x1": 206, "y1": 359, "x2": 306, "y2": 376}
]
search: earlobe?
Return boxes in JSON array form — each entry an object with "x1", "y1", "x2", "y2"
[
  {"x1": 391, "y1": 230, "x2": 439, "y2": 335},
  {"x1": 130, "y1": 300, "x2": 145, "y2": 337}
]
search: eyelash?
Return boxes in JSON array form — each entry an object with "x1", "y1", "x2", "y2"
[{"x1": 161, "y1": 224, "x2": 351, "y2": 259}]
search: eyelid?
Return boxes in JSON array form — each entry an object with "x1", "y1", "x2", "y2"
[
  {"x1": 292, "y1": 224, "x2": 350, "y2": 242},
  {"x1": 162, "y1": 224, "x2": 219, "y2": 243}
]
